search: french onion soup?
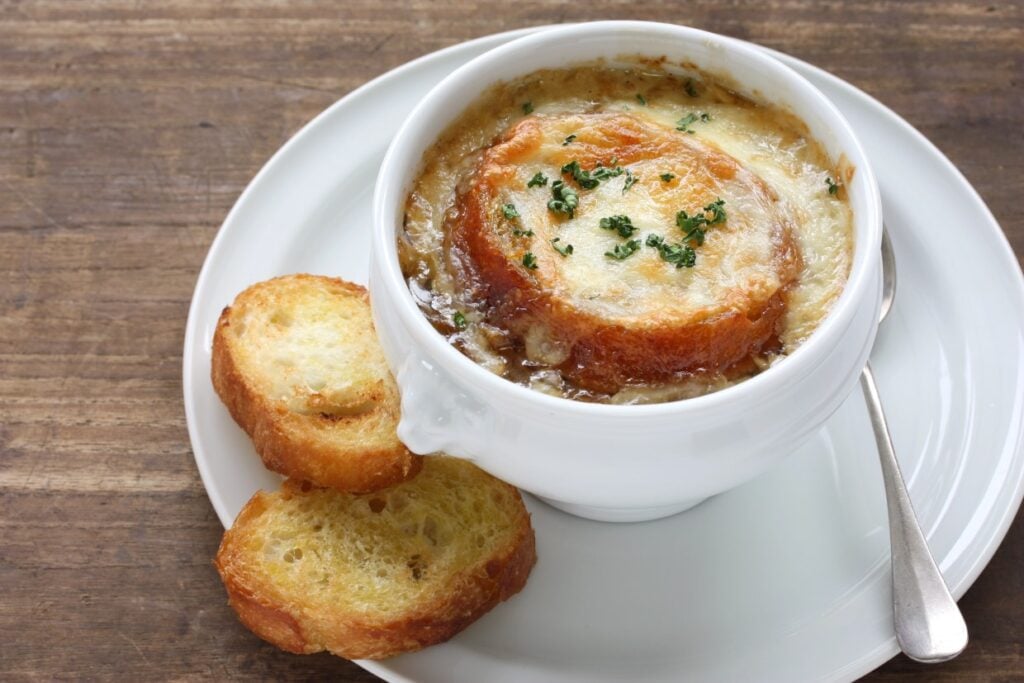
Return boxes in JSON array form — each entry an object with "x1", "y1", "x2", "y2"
[{"x1": 398, "y1": 61, "x2": 854, "y2": 404}]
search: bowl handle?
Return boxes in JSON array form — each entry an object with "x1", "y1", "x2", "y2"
[{"x1": 395, "y1": 354, "x2": 492, "y2": 460}]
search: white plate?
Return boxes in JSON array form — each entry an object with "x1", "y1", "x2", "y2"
[{"x1": 182, "y1": 28, "x2": 1024, "y2": 682}]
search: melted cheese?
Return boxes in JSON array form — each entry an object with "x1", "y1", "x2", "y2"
[
  {"x1": 482, "y1": 112, "x2": 794, "y2": 325},
  {"x1": 399, "y1": 62, "x2": 853, "y2": 404}
]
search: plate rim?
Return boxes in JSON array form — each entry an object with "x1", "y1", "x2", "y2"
[{"x1": 181, "y1": 25, "x2": 1024, "y2": 683}]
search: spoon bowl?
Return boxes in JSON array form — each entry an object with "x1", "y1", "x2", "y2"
[{"x1": 879, "y1": 227, "x2": 897, "y2": 322}]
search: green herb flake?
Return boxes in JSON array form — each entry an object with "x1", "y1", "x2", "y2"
[
  {"x1": 452, "y1": 311, "x2": 468, "y2": 330},
  {"x1": 594, "y1": 165, "x2": 623, "y2": 180},
  {"x1": 522, "y1": 252, "x2": 538, "y2": 270},
  {"x1": 623, "y1": 170, "x2": 638, "y2": 194},
  {"x1": 512, "y1": 228, "x2": 534, "y2": 237},
  {"x1": 676, "y1": 113, "x2": 699, "y2": 133},
  {"x1": 703, "y1": 198, "x2": 726, "y2": 225},
  {"x1": 676, "y1": 112, "x2": 711, "y2": 133},
  {"x1": 826, "y1": 177, "x2": 840, "y2": 195},
  {"x1": 675, "y1": 198, "x2": 726, "y2": 247},
  {"x1": 605, "y1": 239, "x2": 642, "y2": 261},
  {"x1": 646, "y1": 234, "x2": 696, "y2": 268},
  {"x1": 664, "y1": 242, "x2": 697, "y2": 268},
  {"x1": 660, "y1": 172, "x2": 676, "y2": 182},
  {"x1": 675, "y1": 209, "x2": 706, "y2": 243},
  {"x1": 527, "y1": 172, "x2": 549, "y2": 188},
  {"x1": 547, "y1": 180, "x2": 579, "y2": 218},
  {"x1": 562, "y1": 134, "x2": 577, "y2": 146},
  {"x1": 522, "y1": 101, "x2": 534, "y2": 114},
  {"x1": 685, "y1": 79, "x2": 699, "y2": 98},
  {"x1": 680, "y1": 222, "x2": 705, "y2": 246},
  {"x1": 676, "y1": 197, "x2": 726, "y2": 233},
  {"x1": 551, "y1": 237, "x2": 574, "y2": 257},
  {"x1": 562, "y1": 159, "x2": 623, "y2": 189},
  {"x1": 599, "y1": 214, "x2": 637, "y2": 238},
  {"x1": 562, "y1": 160, "x2": 598, "y2": 189},
  {"x1": 636, "y1": 93, "x2": 647, "y2": 105},
  {"x1": 502, "y1": 203, "x2": 520, "y2": 220}
]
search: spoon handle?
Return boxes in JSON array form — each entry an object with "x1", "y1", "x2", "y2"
[{"x1": 860, "y1": 362, "x2": 968, "y2": 663}]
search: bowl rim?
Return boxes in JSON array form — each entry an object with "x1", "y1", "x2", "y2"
[{"x1": 372, "y1": 19, "x2": 882, "y2": 417}]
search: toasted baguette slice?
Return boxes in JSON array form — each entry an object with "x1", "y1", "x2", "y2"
[
  {"x1": 211, "y1": 274, "x2": 420, "y2": 493},
  {"x1": 215, "y1": 456, "x2": 537, "y2": 660}
]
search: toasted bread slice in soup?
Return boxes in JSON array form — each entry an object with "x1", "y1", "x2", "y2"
[
  {"x1": 211, "y1": 274, "x2": 421, "y2": 492},
  {"x1": 215, "y1": 456, "x2": 537, "y2": 660},
  {"x1": 451, "y1": 112, "x2": 802, "y2": 392}
]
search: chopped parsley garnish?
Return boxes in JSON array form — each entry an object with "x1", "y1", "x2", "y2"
[
  {"x1": 623, "y1": 170, "x2": 638, "y2": 193},
  {"x1": 551, "y1": 237, "x2": 573, "y2": 257},
  {"x1": 636, "y1": 93, "x2": 647, "y2": 105},
  {"x1": 676, "y1": 197, "x2": 727, "y2": 245},
  {"x1": 592, "y1": 165, "x2": 623, "y2": 181},
  {"x1": 562, "y1": 134, "x2": 577, "y2": 146},
  {"x1": 599, "y1": 214, "x2": 637, "y2": 238},
  {"x1": 676, "y1": 113, "x2": 699, "y2": 133},
  {"x1": 826, "y1": 177, "x2": 840, "y2": 195},
  {"x1": 646, "y1": 234, "x2": 696, "y2": 268},
  {"x1": 522, "y1": 252, "x2": 538, "y2": 269},
  {"x1": 522, "y1": 101, "x2": 534, "y2": 114},
  {"x1": 512, "y1": 228, "x2": 534, "y2": 237},
  {"x1": 703, "y1": 197, "x2": 727, "y2": 224},
  {"x1": 662, "y1": 242, "x2": 697, "y2": 267},
  {"x1": 502, "y1": 203, "x2": 520, "y2": 220},
  {"x1": 660, "y1": 172, "x2": 676, "y2": 182},
  {"x1": 671, "y1": 244, "x2": 697, "y2": 268},
  {"x1": 452, "y1": 311, "x2": 468, "y2": 329},
  {"x1": 562, "y1": 160, "x2": 599, "y2": 189},
  {"x1": 527, "y1": 172, "x2": 548, "y2": 188},
  {"x1": 605, "y1": 239, "x2": 642, "y2": 261},
  {"x1": 561, "y1": 159, "x2": 624, "y2": 189},
  {"x1": 676, "y1": 112, "x2": 710, "y2": 133},
  {"x1": 675, "y1": 210, "x2": 706, "y2": 244},
  {"x1": 685, "y1": 79, "x2": 699, "y2": 97},
  {"x1": 547, "y1": 180, "x2": 579, "y2": 218},
  {"x1": 641, "y1": 198, "x2": 727, "y2": 267}
]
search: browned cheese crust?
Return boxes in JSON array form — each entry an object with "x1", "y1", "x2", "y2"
[{"x1": 450, "y1": 112, "x2": 802, "y2": 392}]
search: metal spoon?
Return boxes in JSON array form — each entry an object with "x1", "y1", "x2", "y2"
[{"x1": 860, "y1": 228, "x2": 969, "y2": 663}]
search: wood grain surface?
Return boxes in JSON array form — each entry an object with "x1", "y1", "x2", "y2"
[{"x1": 1, "y1": 1, "x2": 1021, "y2": 680}]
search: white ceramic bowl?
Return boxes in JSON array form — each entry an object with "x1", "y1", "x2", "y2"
[{"x1": 370, "y1": 21, "x2": 882, "y2": 522}]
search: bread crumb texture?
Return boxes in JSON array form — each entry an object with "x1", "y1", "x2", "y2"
[
  {"x1": 215, "y1": 456, "x2": 536, "y2": 660},
  {"x1": 211, "y1": 274, "x2": 420, "y2": 492},
  {"x1": 220, "y1": 276, "x2": 385, "y2": 417}
]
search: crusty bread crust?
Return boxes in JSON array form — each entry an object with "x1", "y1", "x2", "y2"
[
  {"x1": 215, "y1": 464, "x2": 537, "y2": 660},
  {"x1": 451, "y1": 113, "x2": 801, "y2": 392},
  {"x1": 213, "y1": 492, "x2": 315, "y2": 654},
  {"x1": 211, "y1": 275, "x2": 421, "y2": 493}
]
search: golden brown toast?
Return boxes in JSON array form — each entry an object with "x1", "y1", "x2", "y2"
[
  {"x1": 451, "y1": 112, "x2": 801, "y2": 392},
  {"x1": 211, "y1": 274, "x2": 421, "y2": 492},
  {"x1": 215, "y1": 456, "x2": 536, "y2": 660}
]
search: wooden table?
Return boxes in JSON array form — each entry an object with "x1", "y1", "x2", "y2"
[{"x1": 1, "y1": 2, "x2": 1020, "y2": 680}]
